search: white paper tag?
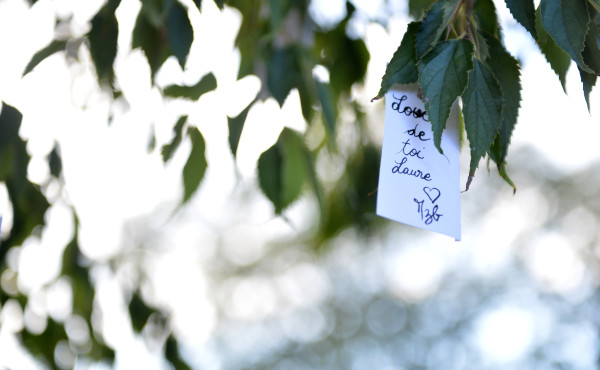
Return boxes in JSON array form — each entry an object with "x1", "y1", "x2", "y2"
[{"x1": 376, "y1": 85, "x2": 461, "y2": 240}]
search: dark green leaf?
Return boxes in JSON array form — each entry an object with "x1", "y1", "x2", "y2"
[
  {"x1": 88, "y1": 0, "x2": 120, "y2": 84},
  {"x1": 268, "y1": 0, "x2": 287, "y2": 31},
  {"x1": 162, "y1": 116, "x2": 187, "y2": 162},
  {"x1": 473, "y1": 0, "x2": 500, "y2": 38},
  {"x1": 373, "y1": 22, "x2": 420, "y2": 100},
  {"x1": 182, "y1": 127, "x2": 207, "y2": 204},
  {"x1": 590, "y1": 0, "x2": 600, "y2": 13},
  {"x1": 579, "y1": 67, "x2": 597, "y2": 111},
  {"x1": 0, "y1": 103, "x2": 49, "y2": 249},
  {"x1": 163, "y1": 73, "x2": 217, "y2": 100},
  {"x1": 582, "y1": 9, "x2": 600, "y2": 74},
  {"x1": 316, "y1": 82, "x2": 337, "y2": 136},
  {"x1": 214, "y1": 0, "x2": 224, "y2": 9},
  {"x1": 165, "y1": 335, "x2": 192, "y2": 370},
  {"x1": 540, "y1": 0, "x2": 594, "y2": 73},
  {"x1": 228, "y1": 102, "x2": 253, "y2": 157},
  {"x1": 23, "y1": 40, "x2": 67, "y2": 76},
  {"x1": 258, "y1": 128, "x2": 308, "y2": 214},
  {"x1": 166, "y1": 1, "x2": 194, "y2": 68},
  {"x1": 48, "y1": 144, "x2": 62, "y2": 178},
  {"x1": 418, "y1": 39, "x2": 474, "y2": 153},
  {"x1": 128, "y1": 292, "x2": 155, "y2": 333},
  {"x1": 486, "y1": 36, "x2": 521, "y2": 166},
  {"x1": 535, "y1": 4, "x2": 571, "y2": 91},
  {"x1": 408, "y1": 0, "x2": 437, "y2": 20},
  {"x1": 258, "y1": 144, "x2": 283, "y2": 212},
  {"x1": 139, "y1": 0, "x2": 165, "y2": 27},
  {"x1": 192, "y1": 0, "x2": 201, "y2": 11},
  {"x1": 132, "y1": 10, "x2": 168, "y2": 80},
  {"x1": 504, "y1": 0, "x2": 537, "y2": 39},
  {"x1": 462, "y1": 59, "x2": 504, "y2": 175},
  {"x1": 267, "y1": 47, "x2": 300, "y2": 105},
  {"x1": 416, "y1": 0, "x2": 460, "y2": 59}
]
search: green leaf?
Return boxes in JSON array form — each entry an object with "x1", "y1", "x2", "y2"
[
  {"x1": 258, "y1": 144, "x2": 283, "y2": 212},
  {"x1": 182, "y1": 127, "x2": 207, "y2": 204},
  {"x1": 373, "y1": 21, "x2": 420, "y2": 100},
  {"x1": 535, "y1": 5, "x2": 571, "y2": 91},
  {"x1": 504, "y1": 0, "x2": 537, "y2": 39},
  {"x1": 257, "y1": 128, "x2": 308, "y2": 214},
  {"x1": 162, "y1": 116, "x2": 187, "y2": 163},
  {"x1": 582, "y1": 9, "x2": 600, "y2": 74},
  {"x1": 166, "y1": 1, "x2": 194, "y2": 68},
  {"x1": 408, "y1": 0, "x2": 437, "y2": 20},
  {"x1": 268, "y1": 0, "x2": 287, "y2": 31},
  {"x1": 192, "y1": 0, "x2": 201, "y2": 11},
  {"x1": 132, "y1": 10, "x2": 168, "y2": 80},
  {"x1": 267, "y1": 47, "x2": 299, "y2": 105},
  {"x1": 486, "y1": 36, "x2": 521, "y2": 166},
  {"x1": 416, "y1": 0, "x2": 460, "y2": 59},
  {"x1": 540, "y1": 0, "x2": 594, "y2": 74},
  {"x1": 473, "y1": 0, "x2": 500, "y2": 38},
  {"x1": 165, "y1": 335, "x2": 192, "y2": 370},
  {"x1": 23, "y1": 40, "x2": 67, "y2": 76},
  {"x1": 228, "y1": 101, "x2": 253, "y2": 157},
  {"x1": 497, "y1": 161, "x2": 517, "y2": 193},
  {"x1": 579, "y1": 67, "x2": 597, "y2": 111},
  {"x1": 163, "y1": 73, "x2": 217, "y2": 100},
  {"x1": 128, "y1": 292, "x2": 156, "y2": 333},
  {"x1": 88, "y1": 0, "x2": 120, "y2": 83},
  {"x1": 418, "y1": 39, "x2": 474, "y2": 153},
  {"x1": 214, "y1": 0, "x2": 224, "y2": 9},
  {"x1": 48, "y1": 144, "x2": 62, "y2": 178},
  {"x1": 462, "y1": 59, "x2": 504, "y2": 175},
  {"x1": 0, "y1": 103, "x2": 50, "y2": 248},
  {"x1": 589, "y1": 0, "x2": 600, "y2": 13},
  {"x1": 316, "y1": 81, "x2": 337, "y2": 136}
]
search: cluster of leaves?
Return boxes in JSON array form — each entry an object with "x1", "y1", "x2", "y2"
[
  {"x1": 0, "y1": 102, "x2": 117, "y2": 367},
  {"x1": 25, "y1": 0, "x2": 370, "y2": 216},
  {"x1": 376, "y1": 0, "x2": 600, "y2": 191},
  {"x1": 12, "y1": 0, "x2": 376, "y2": 367}
]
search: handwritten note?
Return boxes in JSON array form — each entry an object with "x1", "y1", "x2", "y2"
[{"x1": 376, "y1": 85, "x2": 461, "y2": 240}]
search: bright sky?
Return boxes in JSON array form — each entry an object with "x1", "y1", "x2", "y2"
[{"x1": 1, "y1": 0, "x2": 599, "y2": 368}]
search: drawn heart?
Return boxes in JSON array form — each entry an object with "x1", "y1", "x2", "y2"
[{"x1": 423, "y1": 187, "x2": 441, "y2": 204}]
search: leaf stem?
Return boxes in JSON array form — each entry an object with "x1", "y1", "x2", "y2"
[{"x1": 464, "y1": 0, "x2": 474, "y2": 41}]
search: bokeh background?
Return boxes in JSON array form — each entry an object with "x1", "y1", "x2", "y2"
[{"x1": 1, "y1": 0, "x2": 600, "y2": 369}]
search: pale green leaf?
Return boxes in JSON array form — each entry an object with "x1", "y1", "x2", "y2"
[
  {"x1": 182, "y1": 127, "x2": 207, "y2": 204},
  {"x1": 462, "y1": 59, "x2": 504, "y2": 175},
  {"x1": 535, "y1": 4, "x2": 571, "y2": 91},
  {"x1": 418, "y1": 39, "x2": 474, "y2": 152},
  {"x1": 373, "y1": 22, "x2": 420, "y2": 100},
  {"x1": 540, "y1": 0, "x2": 594, "y2": 73}
]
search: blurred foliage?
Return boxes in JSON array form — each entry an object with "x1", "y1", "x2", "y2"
[{"x1": 2, "y1": 0, "x2": 599, "y2": 369}]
